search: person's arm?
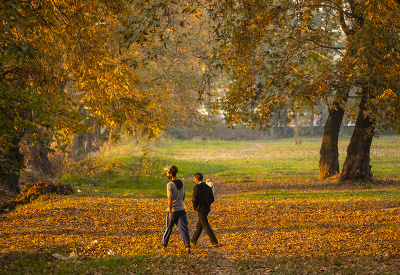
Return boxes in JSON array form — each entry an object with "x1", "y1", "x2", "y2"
[
  {"x1": 167, "y1": 183, "x2": 174, "y2": 220},
  {"x1": 168, "y1": 197, "x2": 173, "y2": 220},
  {"x1": 192, "y1": 186, "x2": 198, "y2": 210},
  {"x1": 210, "y1": 188, "x2": 215, "y2": 204}
]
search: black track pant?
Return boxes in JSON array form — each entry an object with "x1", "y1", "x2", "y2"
[{"x1": 191, "y1": 211, "x2": 218, "y2": 245}]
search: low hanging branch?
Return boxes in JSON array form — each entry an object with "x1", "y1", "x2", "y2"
[
  {"x1": 302, "y1": 38, "x2": 345, "y2": 51},
  {"x1": 0, "y1": 68, "x2": 19, "y2": 78}
]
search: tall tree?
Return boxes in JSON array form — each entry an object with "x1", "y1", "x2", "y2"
[
  {"x1": 110, "y1": 0, "x2": 400, "y2": 183},
  {"x1": 1, "y1": 0, "x2": 87, "y2": 193},
  {"x1": 202, "y1": 0, "x2": 400, "y2": 182},
  {"x1": 338, "y1": 3, "x2": 400, "y2": 181},
  {"x1": 202, "y1": 0, "x2": 348, "y2": 178}
]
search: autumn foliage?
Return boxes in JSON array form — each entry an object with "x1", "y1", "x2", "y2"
[{"x1": 1, "y1": 178, "x2": 400, "y2": 274}]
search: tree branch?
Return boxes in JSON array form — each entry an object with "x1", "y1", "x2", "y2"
[
  {"x1": 338, "y1": 9, "x2": 352, "y2": 35},
  {"x1": 348, "y1": 0, "x2": 364, "y2": 26},
  {"x1": 192, "y1": 0, "x2": 211, "y2": 13},
  {"x1": 302, "y1": 38, "x2": 345, "y2": 50},
  {"x1": 0, "y1": 68, "x2": 19, "y2": 78}
]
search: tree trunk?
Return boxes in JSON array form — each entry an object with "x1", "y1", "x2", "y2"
[
  {"x1": 294, "y1": 112, "x2": 301, "y2": 145},
  {"x1": 319, "y1": 90, "x2": 349, "y2": 179},
  {"x1": 94, "y1": 124, "x2": 102, "y2": 151},
  {"x1": 23, "y1": 132, "x2": 54, "y2": 177},
  {"x1": 310, "y1": 111, "x2": 314, "y2": 136},
  {"x1": 339, "y1": 91, "x2": 374, "y2": 182},
  {"x1": 283, "y1": 107, "x2": 288, "y2": 138},
  {"x1": 270, "y1": 124, "x2": 274, "y2": 138},
  {"x1": 318, "y1": 106, "x2": 345, "y2": 178},
  {"x1": 26, "y1": 144, "x2": 54, "y2": 176},
  {"x1": 1, "y1": 135, "x2": 24, "y2": 194}
]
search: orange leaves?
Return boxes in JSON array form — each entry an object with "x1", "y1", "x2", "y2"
[
  {"x1": 1, "y1": 182, "x2": 400, "y2": 268},
  {"x1": 378, "y1": 89, "x2": 397, "y2": 100}
]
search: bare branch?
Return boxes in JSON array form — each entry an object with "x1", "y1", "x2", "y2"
[
  {"x1": 0, "y1": 68, "x2": 19, "y2": 78},
  {"x1": 49, "y1": 0, "x2": 69, "y2": 25},
  {"x1": 192, "y1": 0, "x2": 211, "y2": 13},
  {"x1": 302, "y1": 38, "x2": 345, "y2": 50}
]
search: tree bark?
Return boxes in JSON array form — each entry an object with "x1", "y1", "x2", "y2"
[
  {"x1": 294, "y1": 112, "x2": 301, "y2": 145},
  {"x1": 339, "y1": 90, "x2": 374, "y2": 182},
  {"x1": 319, "y1": 90, "x2": 349, "y2": 179},
  {"x1": 0, "y1": 135, "x2": 24, "y2": 194},
  {"x1": 283, "y1": 107, "x2": 288, "y2": 138},
  {"x1": 23, "y1": 132, "x2": 54, "y2": 177},
  {"x1": 310, "y1": 111, "x2": 314, "y2": 136},
  {"x1": 270, "y1": 124, "x2": 274, "y2": 138}
]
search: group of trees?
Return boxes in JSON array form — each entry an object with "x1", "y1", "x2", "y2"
[
  {"x1": 1, "y1": 0, "x2": 400, "y2": 194},
  {"x1": 0, "y1": 0, "x2": 207, "y2": 193},
  {"x1": 201, "y1": 0, "x2": 400, "y2": 182},
  {"x1": 206, "y1": 0, "x2": 400, "y2": 181},
  {"x1": 121, "y1": 0, "x2": 400, "y2": 182}
]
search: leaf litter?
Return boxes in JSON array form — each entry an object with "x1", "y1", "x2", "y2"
[{"x1": 1, "y1": 178, "x2": 400, "y2": 274}]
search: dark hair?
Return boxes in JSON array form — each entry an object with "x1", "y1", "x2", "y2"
[
  {"x1": 167, "y1": 165, "x2": 178, "y2": 176},
  {"x1": 194, "y1": 173, "x2": 203, "y2": 181}
]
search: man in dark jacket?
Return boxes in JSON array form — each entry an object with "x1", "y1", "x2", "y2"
[{"x1": 191, "y1": 173, "x2": 218, "y2": 247}]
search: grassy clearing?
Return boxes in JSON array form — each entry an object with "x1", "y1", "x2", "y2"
[
  {"x1": 1, "y1": 135, "x2": 400, "y2": 274},
  {"x1": 60, "y1": 135, "x2": 400, "y2": 198},
  {"x1": 240, "y1": 188, "x2": 400, "y2": 201}
]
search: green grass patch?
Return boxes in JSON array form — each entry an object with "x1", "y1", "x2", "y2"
[
  {"x1": 60, "y1": 135, "x2": 400, "y2": 199},
  {"x1": 240, "y1": 188, "x2": 400, "y2": 201},
  {"x1": 61, "y1": 152, "x2": 230, "y2": 198}
]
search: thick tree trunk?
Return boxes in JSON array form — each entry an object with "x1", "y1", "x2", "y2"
[
  {"x1": 339, "y1": 93, "x2": 374, "y2": 182},
  {"x1": 318, "y1": 107, "x2": 345, "y2": 178},
  {"x1": 1, "y1": 136, "x2": 24, "y2": 194},
  {"x1": 69, "y1": 129, "x2": 100, "y2": 161},
  {"x1": 25, "y1": 144, "x2": 54, "y2": 176},
  {"x1": 70, "y1": 135, "x2": 82, "y2": 160},
  {"x1": 23, "y1": 132, "x2": 54, "y2": 177},
  {"x1": 319, "y1": 90, "x2": 349, "y2": 179}
]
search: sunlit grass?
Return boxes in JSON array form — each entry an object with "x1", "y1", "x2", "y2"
[
  {"x1": 240, "y1": 188, "x2": 400, "y2": 201},
  {"x1": 60, "y1": 135, "x2": 400, "y2": 198}
]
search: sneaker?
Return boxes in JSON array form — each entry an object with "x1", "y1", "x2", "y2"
[
  {"x1": 186, "y1": 247, "x2": 191, "y2": 254},
  {"x1": 210, "y1": 243, "x2": 219, "y2": 248}
]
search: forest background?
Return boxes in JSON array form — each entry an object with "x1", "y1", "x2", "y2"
[{"x1": 1, "y1": 0, "x2": 400, "y2": 274}]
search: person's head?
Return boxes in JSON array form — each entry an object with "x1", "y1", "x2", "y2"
[
  {"x1": 164, "y1": 165, "x2": 178, "y2": 180},
  {"x1": 194, "y1": 173, "x2": 203, "y2": 184}
]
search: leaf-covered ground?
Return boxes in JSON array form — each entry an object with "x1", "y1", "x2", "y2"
[{"x1": 1, "y1": 179, "x2": 400, "y2": 274}]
